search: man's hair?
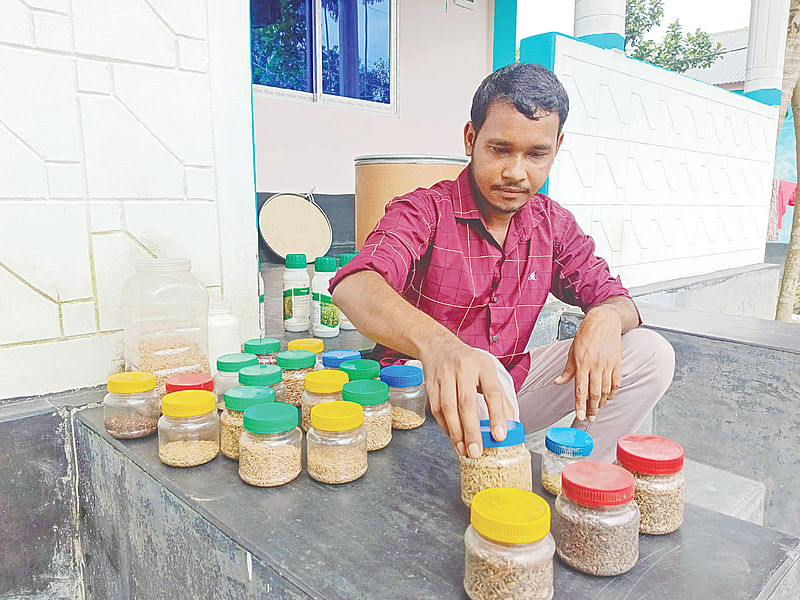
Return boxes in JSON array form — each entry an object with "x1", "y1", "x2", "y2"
[{"x1": 470, "y1": 63, "x2": 569, "y2": 135}]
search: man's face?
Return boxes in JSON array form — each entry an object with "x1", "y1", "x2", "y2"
[{"x1": 464, "y1": 101, "x2": 563, "y2": 215}]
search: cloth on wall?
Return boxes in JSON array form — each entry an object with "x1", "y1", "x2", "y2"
[{"x1": 778, "y1": 179, "x2": 797, "y2": 231}]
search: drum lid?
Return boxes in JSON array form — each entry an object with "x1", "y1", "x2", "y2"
[{"x1": 258, "y1": 193, "x2": 332, "y2": 262}]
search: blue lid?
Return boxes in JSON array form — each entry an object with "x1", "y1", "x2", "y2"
[
  {"x1": 380, "y1": 364, "x2": 423, "y2": 387},
  {"x1": 322, "y1": 349, "x2": 361, "y2": 368},
  {"x1": 480, "y1": 419, "x2": 525, "y2": 447},
  {"x1": 545, "y1": 427, "x2": 593, "y2": 457}
]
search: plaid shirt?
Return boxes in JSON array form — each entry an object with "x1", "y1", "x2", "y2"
[{"x1": 330, "y1": 167, "x2": 635, "y2": 391}]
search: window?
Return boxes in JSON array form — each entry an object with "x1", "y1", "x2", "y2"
[{"x1": 251, "y1": 0, "x2": 393, "y2": 107}]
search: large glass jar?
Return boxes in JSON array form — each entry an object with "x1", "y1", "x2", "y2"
[
  {"x1": 244, "y1": 337, "x2": 281, "y2": 365},
  {"x1": 287, "y1": 338, "x2": 324, "y2": 369},
  {"x1": 616, "y1": 434, "x2": 686, "y2": 535},
  {"x1": 464, "y1": 488, "x2": 555, "y2": 600},
  {"x1": 214, "y1": 353, "x2": 258, "y2": 410},
  {"x1": 276, "y1": 350, "x2": 316, "y2": 408},
  {"x1": 541, "y1": 427, "x2": 593, "y2": 496},
  {"x1": 307, "y1": 400, "x2": 368, "y2": 484},
  {"x1": 239, "y1": 403, "x2": 303, "y2": 487},
  {"x1": 120, "y1": 259, "x2": 210, "y2": 398},
  {"x1": 104, "y1": 372, "x2": 160, "y2": 439},
  {"x1": 300, "y1": 369, "x2": 349, "y2": 432},
  {"x1": 339, "y1": 358, "x2": 380, "y2": 381},
  {"x1": 321, "y1": 349, "x2": 361, "y2": 370},
  {"x1": 158, "y1": 390, "x2": 219, "y2": 467},
  {"x1": 342, "y1": 380, "x2": 391, "y2": 451},
  {"x1": 459, "y1": 420, "x2": 532, "y2": 507},
  {"x1": 165, "y1": 373, "x2": 214, "y2": 395},
  {"x1": 554, "y1": 461, "x2": 639, "y2": 576},
  {"x1": 220, "y1": 386, "x2": 275, "y2": 459},
  {"x1": 239, "y1": 364, "x2": 286, "y2": 404},
  {"x1": 381, "y1": 365, "x2": 426, "y2": 430}
]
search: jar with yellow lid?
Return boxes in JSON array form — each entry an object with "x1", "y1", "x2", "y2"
[
  {"x1": 300, "y1": 369, "x2": 349, "y2": 431},
  {"x1": 287, "y1": 337, "x2": 324, "y2": 369},
  {"x1": 277, "y1": 350, "x2": 316, "y2": 407},
  {"x1": 239, "y1": 402, "x2": 302, "y2": 487},
  {"x1": 306, "y1": 400, "x2": 367, "y2": 484},
  {"x1": 158, "y1": 390, "x2": 219, "y2": 467},
  {"x1": 464, "y1": 487, "x2": 555, "y2": 600},
  {"x1": 220, "y1": 386, "x2": 275, "y2": 459},
  {"x1": 342, "y1": 379, "x2": 391, "y2": 451},
  {"x1": 104, "y1": 372, "x2": 160, "y2": 439}
]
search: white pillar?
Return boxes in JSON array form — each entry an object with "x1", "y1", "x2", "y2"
[
  {"x1": 744, "y1": 0, "x2": 791, "y2": 105},
  {"x1": 573, "y1": 0, "x2": 626, "y2": 50}
]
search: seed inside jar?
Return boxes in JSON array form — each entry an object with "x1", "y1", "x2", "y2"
[
  {"x1": 632, "y1": 471, "x2": 685, "y2": 534},
  {"x1": 137, "y1": 340, "x2": 210, "y2": 398},
  {"x1": 465, "y1": 546, "x2": 553, "y2": 600},
  {"x1": 159, "y1": 440, "x2": 219, "y2": 467},
  {"x1": 391, "y1": 406, "x2": 425, "y2": 430},
  {"x1": 460, "y1": 445, "x2": 532, "y2": 507},
  {"x1": 220, "y1": 411, "x2": 245, "y2": 459},
  {"x1": 364, "y1": 410, "x2": 392, "y2": 451},
  {"x1": 104, "y1": 414, "x2": 159, "y2": 439},
  {"x1": 307, "y1": 444, "x2": 367, "y2": 484},
  {"x1": 239, "y1": 442, "x2": 301, "y2": 487}
]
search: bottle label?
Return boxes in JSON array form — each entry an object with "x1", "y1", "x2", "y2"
[
  {"x1": 283, "y1": 287, "x2": 310, "y2": 323},
  {"x1": 311, "y1": 292, "x2": 339, "y2": 329}
]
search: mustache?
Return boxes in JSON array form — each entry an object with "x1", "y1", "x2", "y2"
[{"x1": 492, "y1": 184, "x2": 530, "y2": 193}]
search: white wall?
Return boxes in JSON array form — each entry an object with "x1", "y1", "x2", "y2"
[
  {"x1": 253, "y1": 0, "x2": 493, "y2": 193},
  {"x1": 0, "y1": 0, "x2": 258, "y2": 399}
]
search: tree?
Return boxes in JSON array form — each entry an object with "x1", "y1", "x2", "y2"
[{"x1": 625, "y1": 0, "x2": 723, "y2": 73}]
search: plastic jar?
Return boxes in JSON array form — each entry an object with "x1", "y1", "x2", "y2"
[
  {"x1": 339, "y1": 358, "x2": 380, "y2": 381},
  {"x1": 276, "y1": 350, "x2": 316, "y2": 407},
  {"x1": 238, "y1": 364, "x2": 286, "y2": 404},
  {"x1": 541, "y1": 427, "x2": 594, "y2": 496},
  {"x1": 165, "y1": 373, "x2": 214, "y2": 395},
  {"x1": 337, "y1": 252, "x2": 358, "y2": 330},
  {"x1": 287, "y1": 338, "x2": 324, "y2": 369},
  {"x1": 460, "y1": 420, "x2": 532, "y2": 507},
  {"x1": 342, "y1": 380, "x2": 392, "y2": 451},
  {"x1": 158, "y1": 390, "x2": 219, "y2": 467},
  {"x1": 307, "y1": 401, "x2": 368, "y2": 484},
  {"x1": 120, "y1": 258, "x2": 210, "y2": 397},
  {"x1": 311, "y1": 256, "x2": 340, "y2": 337},
  {"x1": 381, "y1": 365, "x2": 427, "y2": 430},
  {"x1": 321, "y1": 349, "x2": 361, "y2": 369},
  {"x1": 300, "y1": 369, "x2": 349, "y2": 432},
  {"x1": 283, "y1": 253, "x2": 311, "y2": 333},
  {"x1": 214, "y1": 353, "x2": 258, "y2": 410},
  {"x1": 220, "y1": 386, "x2": 275, "y2": 459},
  {"x1": 239, "y1": 402, "x2": 303, "y2": 487},
  {"x1": 464, "y1": 488, "x2": 555, "y2": 600},
  {"x1": 243, "y1": 337, "x2": 281, "y2": 365},
  {"x1": 104, "y1": 372, "x2": 160, "y2": 439},
  {"x1": 554, "y1": 461, "x2": 639, "y2": 576},
  {"x1": 208, "y1": 300, "x2": 241, "y2": 377},
  {"x1": 616, "y1": 434, "x2": 686, "y2": 535}
]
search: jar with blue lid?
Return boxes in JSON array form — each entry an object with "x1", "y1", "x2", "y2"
[
  {"x1": 321, "y1": 349, "x2": 361, "y2": 369},
  {"x1": 541, "y1": 427, "x2": 593, "y2": 496},
  {"x1": 459, "y1": 419, "x2": 533, "y2": 507},
  {"x1": 380, "y1": 364, "x2": 426, "y2": 430}
]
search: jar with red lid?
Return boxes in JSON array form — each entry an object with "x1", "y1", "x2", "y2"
[
  {"x1": 616, "y1": 434, "x2": 685, "y2": 535},
  {"x1": 165, "y1": 373, "x2": 215, "y2": 395},
  {"x1": 554, "y1": 461, "x2": 639, "y2": 576}
]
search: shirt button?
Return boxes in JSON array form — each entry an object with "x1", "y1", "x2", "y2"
[
  {"x1": 492, "y1": 335, "x2": 498, "y2": 342},
  {"x1": 492, "y1": 296, "x2": 498, "y2": 303}
]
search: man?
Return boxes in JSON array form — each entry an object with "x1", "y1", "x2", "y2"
[{"x1": 331, "y1": 63, "x2": 674, "y2": 462}]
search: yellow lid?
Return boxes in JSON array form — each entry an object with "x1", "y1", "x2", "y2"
[
  {"x1": 310, "y1": 400, "x2": 363, "y2": 431},
  {"x1": 107, "y1": 371, "x2": 156, "y2": 394},
  {"x1": 161, "y1": 390, "x2": 216, "y2": 418},
  {"x1": 288, "y1": 338, "x2": 324, "y2": 354},
  {"x1": 470, "y1": 488, "x2": 551, "y2": 544},
  {"x1": 305, "y1": 369, "x2": 349, "y2": 394}
]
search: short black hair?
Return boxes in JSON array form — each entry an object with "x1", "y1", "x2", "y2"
[{"x1": 470, "y1": 63, "x2": 569, "y2": 135}]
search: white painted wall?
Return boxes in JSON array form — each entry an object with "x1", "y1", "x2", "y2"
[{"x1": 0, "y1": 0, "x2": 258, "y2": 399}]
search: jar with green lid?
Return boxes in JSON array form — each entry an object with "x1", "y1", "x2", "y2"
[
  {"x1": 307, "y1": 400, "x2": 367, "y2": 484},
  {"x1": 239, "y1": 364, "x2": 286, "y2": 404},
  {"x1": 220, "y1": 386, "x2": 275, "y2": 459},
  {"x1": 342, "y1": 380, "x2": 391, "y2": 451},
  {"x1": 464, "y1": 488, "x2": 555, "y2": 600},
  {"x1": 243, "y1": 337, "x2": 281, "y2": 365},
  {"x1": 158, "y1": 390, "x2": 219, "y2": 467},
  {"x1": 381, "y1": 365, "x2": 427, "y2": 430},
  {"x1": 239, "y1": 402, "x2": 303, "y2": 487},
  {"x1": 104, "y1": 372, "x2": 160, "y2": 439},
  {"x1": 277, "y1": 350, "x2": 316, "y2": 407},
  {"x1": 288, "y1": 337, "x2": 324, "y2": 369},
  {"x1": 214, "y1": 353, "x2": 258, "y2": 410},
  {"x1": 300, "y1": 369, "x2": 349, "y2": 432},
  {"x1": 541, "y1": 427, "x2": 593, "y2": 496},
  {"x1": 339, "y1": 358, "x2": 380, "y2": 381}
]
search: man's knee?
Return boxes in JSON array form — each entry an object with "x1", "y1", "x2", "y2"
[{"x1": 622, "y1": 328, "x2": 675, "y2": 393}]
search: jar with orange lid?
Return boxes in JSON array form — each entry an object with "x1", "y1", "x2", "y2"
[
  {"x1": 306, "y1": 401, "x2": 367, "y2": 484},
  {"x1": 158, "y1": 390, "x2": 219, "y2": 467},
  {"x1": 300, "y1": 369, "x2": 349, "y2": 431},
  {"x1": 287, "y1": 337, "x2": 324, "y2": 369},
  {"x1": 104, "y1": 372, "x2": 160, "y2": 439}
]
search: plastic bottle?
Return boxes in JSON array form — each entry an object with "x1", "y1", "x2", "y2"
[
  {"x1": 337, "y1": 252, "x2": 358, "y2": 330},
  {"x1": 283, "y1": 253, "x2": 311, "y2": 333},
  {"x1": 208, "y1": 300, "x2": 241, "y2": 376},
  {"x1": 311, "y1": 256, "x2": 339, "y2": 338},
  {"x1": 257, "y1": 259, "x2": 266, "y2": 337}
]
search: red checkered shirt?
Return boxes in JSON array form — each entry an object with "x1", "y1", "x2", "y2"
[{"x1": 330, "y1": 167, "x2": 635, "y2": 391}]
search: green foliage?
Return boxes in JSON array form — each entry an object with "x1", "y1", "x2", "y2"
[{"x1": 251, "y1": 0, "x2": 309, "y2": 91}]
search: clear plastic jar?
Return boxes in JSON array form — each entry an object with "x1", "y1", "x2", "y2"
[
  {"x1": 554, "y1": 461, "x2": 639, "y2": 576},
  {"x1": 321, "y1": 349, "x2": 361, "y2": 370},
  {"x1": 287, "y1": 338, "x2": 324, "y2": 369},
  {"x1": 158, "y1": 390, "x2": 219, "y2": 467},
  {"x1": 208, "y1": 300, "x2": 240, "y2": 377},
  {"x1": 381, "y1": 365, "x2": 426, "y2": 430},
  {"x1": 220, "y1": 386, "x2": 275, "y2": 459},
  {"x1": 307, "y1": 400, "x2": 368, "y2": 484},
  {"x1": 239, "y1": 402, "x2": 303, "y2": 487},
  {"x1": 342, "y1": 380, "x2": 392, "y2": 451},
  {"x1": 459, "y1": 420, "x2": 532, "y2": 507},
  {"x1": 616, "y1": 434, "x2": 686, "y2": 535},
  {"x1": 244, "y1": 337, "x2": 281, "y2": 365},
  {"x1": 300, "y1": 369, "x2": 349, "y2": 432},
  {"x1": 464, "y1": 488, "x2": 555, "y2": 600},
  {"x1": 104, "y1": 372, "x2": 160, "y2": 439},
  {"x1": 541, "y1": 427, "x2": 594, "y2": 496},
  {"x1": 238, "y1": 364, "x2": 286, "y2": 404},
  {"x1": 339, "y1": 358, "x2": 380, "y2": 381},
  {"x1": 276, "y1": 350, "x2": 316, "y2": 407},
  {"x1": 120, "y1": 259, "x2": 210, "y2": 398},
  {"x1": 165, "y1": 373, "x2": 214, "y2": 395},
  {"x1": 214, "y1": 353, "x2": 258, "y2": 410}
]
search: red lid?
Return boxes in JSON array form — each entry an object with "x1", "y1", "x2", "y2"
[
  {"x1": 165, "y1": 373, "x2": 214, "y2": 393},
  {"x1": 616, "y1": 434, "x2": 684, "y2": 475},
  {"x1": 561, "y1": 461, "x2": 635, "y2": 507}
]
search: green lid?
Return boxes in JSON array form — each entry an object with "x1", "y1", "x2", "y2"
[
  {"x1": 339, "y1": 359, "x2": 381, "y2": 381},
  {"x1": 243, "y1": 337, "x2": 281, "y2": 354},
  {"x1": 217, "y1": 353, "x2": 259, "y2": 373},
  {"x1": 244, "y1": 402, "x2": 299, "y2": 434},
  {"x1": 239, "y1": 364, "x2": 282, "y2": 386},
  {"x1": 276, "y1": 349, "x2": 316, "y2": 370},
  {"x1": 338, "y1": 252, "x2": 358, "y2": 268},
  {"x1": 286, "y1": 253, "x2": 307, "y2": 269},
  {"x1": 342, "y1": 379, "x2": 389, "y2": 405},
  {"x1": 314, "y1": 256, "x2": 337, "y2": 272},
  {"x1": 224, "y1": 385, "x2": 275, "y2": 412}
]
